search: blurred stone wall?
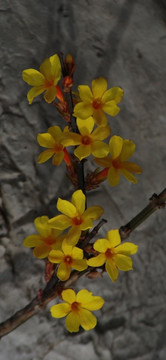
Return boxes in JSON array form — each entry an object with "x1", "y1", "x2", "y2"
[{"x1": 0, "y1": 0, "x2": 166, "y2": 359}]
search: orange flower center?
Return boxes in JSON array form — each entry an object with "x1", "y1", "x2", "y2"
[
  {"x1": 53, "y1": 144, "x2": 63, "y2": 152},
  {"x1": 105, "y1": 248, "x2": 115, "y2": 259},
  {"x1": 92, "y1": 98, "x2": 103, "y2": 110},
  {"x1": 81, "y1": 135, "x2": 92, "y2": 145},
  {"x1": 72, "y1": 215, "x2": 83, "y2": 226},
  {"x1": 64, "y1": 255, "x2": 73, "y2": 265},
  {"x1": 45, "y1": 236, "x2": 54, "y2": 246},
  {"x1": 44, "y1": 77, "x2": 54, "y2": 88},
  {"x1": 112, "y1": 158, "x2": 121, "y2": 169},
  {"x1": 71, "y1": 301, "x2": 81, "y2": 313}
]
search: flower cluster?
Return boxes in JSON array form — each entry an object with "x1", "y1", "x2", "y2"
[{"x1": 22, "y1": 53, "x2": 140, "y2": 333}]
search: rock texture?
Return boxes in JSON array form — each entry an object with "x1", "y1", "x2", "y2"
[{"x1": 0, "y1": 0, "x2": 166, "y2": 359}]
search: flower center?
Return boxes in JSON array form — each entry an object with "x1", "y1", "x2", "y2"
[
  {"x1": 112, "y1": 158, "x2": 121, "y2": 169},
  {"x1": 72, "y1": 215, "x2": 83, "y2": 226},
  {"x1": 105, "y1": 248, "x2": 115, "y2": 259},
  {"x1": 92, "y1": 98, "x2": 102, "y2": 110},
  {"x1": 45, "y1": 236, "x2": 54, "y2": 246},
  {"x1": 64, "y1": 255, "x2": 73, "y2": 265},
  {"x1": 81, "y1": 135, "x2": 92, "y2": 145},
  {"x1": 44, "y1": 77, "x2": 54, "y2": 88},
  {"x1": 71, "y1": 301, "x2": 81, "y2": 313},
  {"x1": 53, "y1": 144, "x2": 63, "y2": 152}
]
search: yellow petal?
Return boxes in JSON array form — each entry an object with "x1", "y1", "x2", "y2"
[
  {"x1": 49, "y1": 54, "x2": 61, "y2": 81},
  {"x1": 37, "y1": 133, "x2": 55, "y2": 148},
  {"x1": 48, "y1": 215, "x2": 71, "y2": 229},
  {"x1": 76, "y1": 289, "x2": 93, "y2": 302},
  {"x1": 87, "y1": 253, "x2": 106, "y2": 267},
  {"x1": 74, "y1": 145, "x2": 91, "y2": 160},
  {"x1": 40, "y1": 57, "x2": 52, "y2": 78},
  {"x1": 109, "y1": 135, "x2": 123, "y2": 159},
  {"x1": 108, "y1": 166, "x2": 120, "y2": 186},
  {"x1": 120, "y1": 140, "x2": 136, "y2": 161},
  {"x1": 78, "y1": 85, "x2": 93, "y2": 101},
  {"x1": 23, "y1": 235, "x2": 43, "y2": 248},
  {"x1": 92, "y1": 125, "x2": 111, "y2": 141},
  {"x1": 71, "y1": 190, "x2": 85, "y2": 215},
  {"x1": 50, "y1": 303, "x2": 70, "y2": 318},
  {"x1": 62, "y1": 289, "x2": 76, "y2": 303},
  {"x1": 94, "y1": 155, "x2": 112, "y2": 168},
  {"x1": 73, "y1": 102, "x2": 93, "y2": 119},
  {"x1": 34, "y1": 216, "x2": 50, "y2": 237},
  {"x1": 48, "y1": 126, "x2": 63, "y2": 142},
  {"x1": 83, "y1": 206, "x2": 104, "y2": 221},
  {"x1": 91, "y1": 141, "x2": 109, "y2": 158},
  {"x1": 93, "y1": 109, "x2": 108, "y2": 127},
  {"x1": 52, "y1": 152, "x2": 64, "y2": 166},
  {"x1": 48, "y1": 249, "x2": 64, "y2": 263},
  {"x1": 57, "y1": 262, "x2": 71, "y2": 281},
  {"x1": 77, "y1": 117, "x2": 95, "y2": 134},
  {"x1": 65, "y1": 312, "x2": 80, "y2": 332},
  {"x1": 106, "y1": 229, "x2": 121, "y2": 248},
  {"x1": 72, "y1": 259, "x2": 88, "y2": 271},
  {"x1": 33, "y1": 244, "x2": 50, "y2": 259},
  {"x1": 114, "y1": 254, "x2": 133, "y2": 271},
  {"x1": 44, "y1": 87, "x2": 57, "y2": 103},
  {"x1": 120, "y1": 169, "x2": 138, "y2": 184},
  {"x1": 78, "y1": 291, "x2": 104, "y2": 311},
  {"x1": 103, "y1": 101, "x2": 120, "y2": 116},
  {"x1": 80, "y1": 218, "x2": 93, "y2": 230},
  {"x1": 121, "y1": 161, "x2": 142, "y2": 174},
  {"x1": 91, "y1": 77, "x2": 107, "y2": 98},
  {"x1": 22, "y1": 69, "x2": 45, "y2": 86},
  {"x1": 93, "y1": 238, "x2": 110, "y2": 253},
  {"x1": 38, "y1": 149, "x2": 54, "y2": 163},
  {"x1": 116, "y1": 243, "x2": 138, "y2": 255},
  {"x1": 105, "y1": 259, "x2": 119, "y2": 282},
  {"x1": 79, "y1": 309, "x2": 97, "y2": 331},
  {"x1": 102, "y1": 87, "x2": 124, "y2": 104},
  {"x1": 71, "y1": 246, "x2": 83, "y2": 259},
  {"x1": 67, "y1": 227, "x2": 81, "y2": 242},
  {"x1": 27, "y1": 86, "x2": 44, "y2": 104},
  {"x1": 61, "y1": 133, "x2": 81, "y2": 147},
  {"x1": 57, "y1": 198, "x2": 77, "y2": 217}
]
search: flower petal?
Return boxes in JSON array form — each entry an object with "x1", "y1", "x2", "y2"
[
  {"x1": 37, "y1": 133, "x2": 55, "y2": 148},
  {"x1": 108, "y1": 166, "x2": 120, "y2": 186},
  {"x1": 79, "y1": 309, "x2": 97, "y2": 331},
  {"x1": 103, "y1": 101, "x2": 120, "y2": 116},
  {"x1": 49, "y1": 54, "x2": 61, "y2": 81},
  {"x1": 92, "y1": 125, "x2": 111, "y2": 141},
  {"x1": 48, "y1": 126, "x2": 63, "y2": 142},
  {"x1": 52, "y1": 151, "x2": 64, "y2": 166},
  {"x1": 83, "y1": 206, "x2": 104, "y2": 221},
  {"x1": 74, "y1": 145, "x2": 91, "y2": 160},
  {"x1": 57, "y1": 198, "x2": 77, "y2": 217},
  {"x1": 105, "y1": 259, "x2": 119, "y2": 282},
  {"x1": 94, "y1": 156, "x2": 112, "y2": 168},
  {"x1": 78, "y1": 85, "x2": 93, "y2": 102},
  {"x1": 23, "y1": 235, "x2": 43, "y2": 248},
  {"x1": 50, "y1": 303, "x2": 70, "y2": 318},
  {"x1": 67, "y1": 227, "x2": 81, "y2": 244},
  {"x1": 92, "y1": 77, "x2": 107, "y2": 98},
  {"x1": 71, "y1": 190, "x2": 85, "y2": 215},
  {"x1": 38, "y1": 149, "x2": 55, "y2": 163},
  {"x1": 22, "y1": 69, "x2": 45, "y2": 86},
  {"x1": 109, "y1": 135, "x2": 123, "y2": 159},
  {"x1": 121, "y1": 161, "x2": 142, "y2": 174},
  {"x1": 40, "y1": 57, "x2": 52, "y2": 78},
  {"x1": 72, "y1": 259, "x2": 88, "y2": 271},
  {"x1": 77, "y1": 117, "x2": 94, "y2": 134},
  {"x1": 73, "y1": 102, "x2": 93, "y2": 119},
  {"x1": 93, "y1": 109, "x2": 108, "y2": 127},
  {"x1": 120, "y1": 140, "x2": 136, "y2": 161},
  {"x1": 93, "y1": 238, "x2": 110, "y2": 253},
  {"x1": 116, "y1": 243, "x2": 138, "y2": 255},
  {"x1": 48, "y1": 249, "x2": 64, "y2": 263},
  {"x1": 48, "y1": 215, "x2": 71, "y2": 229},
  {"x1": 61, "y1": 133, "x2": 81, "y2": 147},
  {"x1": 65, "y1": 312, "x2": 80, "y2": 332},
  {"x1": 62, "y1": 289, "x2": 76, "y2": 303},
  {"x1": 27, "y1": 86, "x2": 44, "y2": 104},
  {"x1": 44, "y1": 87, "x2": 57, "y2": 103},
  {"x1": 114, "y1": 254, "x2": 133, "y2": 271},
  {"x1": 34, "y1": 216, "x2": 50, "y2": 237},
  {"x1": 87, "y1": 253, "x2": 106, "y2": 267},
  {"x1": 91, "y1": 141, "x2": 109, "y2": 158},
  {"x1": 71, "y1": 246, "x2": 83, "y2": 259},
  {"x1": 120, "y1": 169, "x2": 138, "y2": 184},
  {"x1": 33, "y1": 244, "x2": 50, "y2": 259},
  {"x1": 106, "y1": 229, "x2": 121, "y2": 248},
  {"x1": 102, "y1": 87, "x2": 124, "y2": 104},
  {"x1": 57, "y1": 262, "x2": 71, "y2": 281}
]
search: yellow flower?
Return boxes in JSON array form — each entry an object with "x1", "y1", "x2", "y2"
[
  {"x1": 22, "y1": 54, "x2": 61, "y2": 104},
  {"x1": 50, "y1": 289, "x2": 104, "y2": 332},
  {"x1": 94, "y1": 135, "x2": 142, "y2": 186},
  {"x1": 73, "y1": 77, "x2": 124, "y2": 126},
  {"x1": 61, "y1": 117, "x2": 111, "y2": 160},
  {"x1": 48, "y1": 189, "x2": 104, "y2": 244},
  {"x1": 48, "y1": 242, "x2": 88, "y2": 281},
  {"x1": 37, "y1": 125, "x2": 70, "y2": 166},
  {"x1": 23, "y1": 216, "x2": 64, "y2": 259},
  {"x1": 87, "y1": 229, "x2": 138, "y2": 282}
]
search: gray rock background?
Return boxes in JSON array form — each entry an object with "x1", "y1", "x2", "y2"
[{"x1": 0, "y1": 0, "x2": 166, "y2": 359}]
